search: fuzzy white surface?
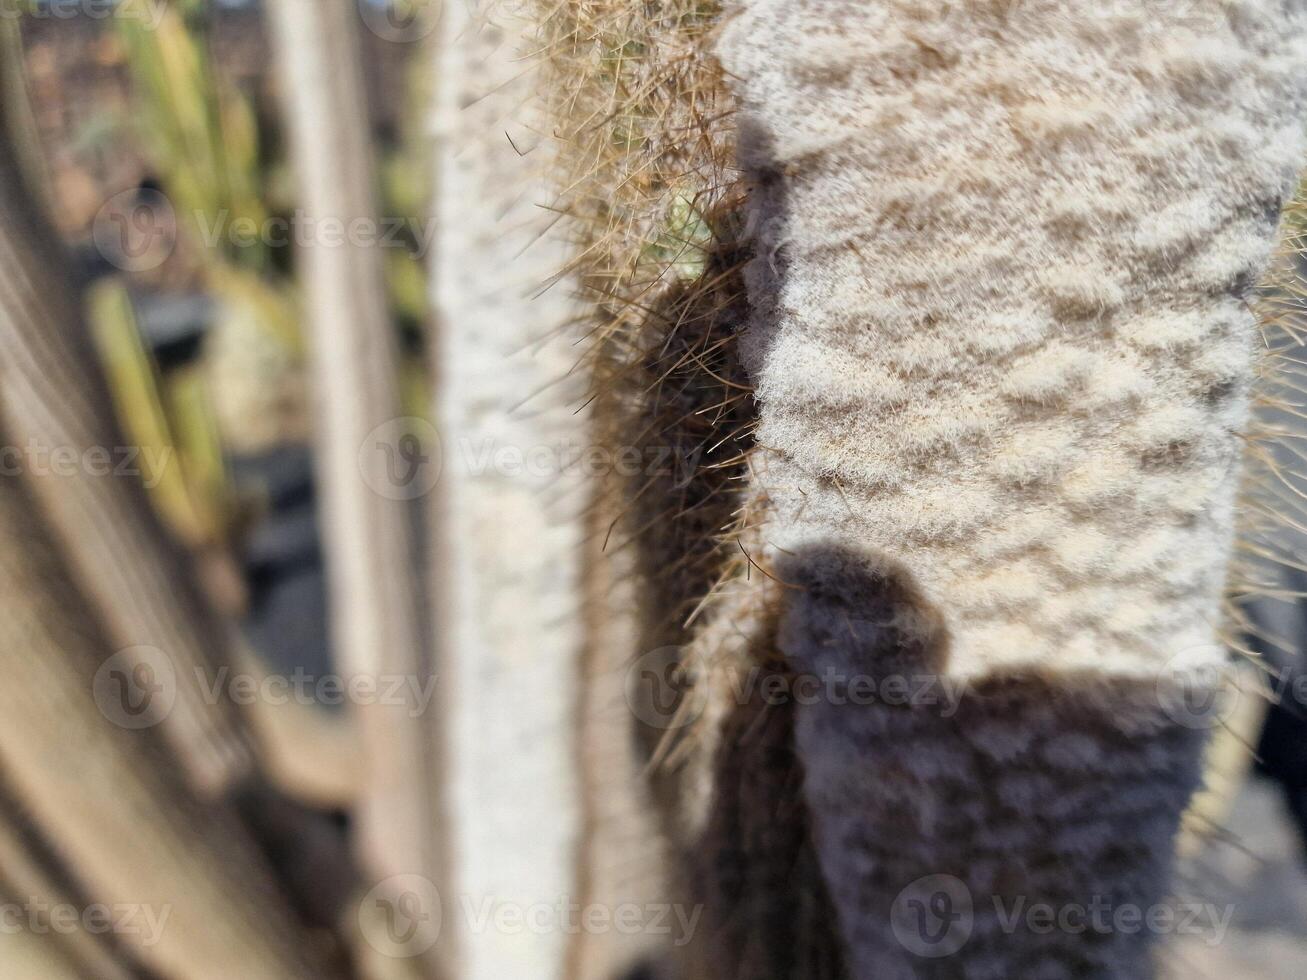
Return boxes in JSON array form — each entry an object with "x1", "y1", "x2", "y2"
[
  {"x1": 721, "y1": 0, "x2": 1307, "y2": 681},
  {"x1": 718, "y1": 1, "x2": 1307, "y2": 976}
]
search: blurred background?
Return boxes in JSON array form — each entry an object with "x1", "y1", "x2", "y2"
[
  {"x1": 0, "y1": 2, "x2": 447, "y2": 976},
  {"x1": 3, "y1": 0, "x2": 431, "y2": 658}
]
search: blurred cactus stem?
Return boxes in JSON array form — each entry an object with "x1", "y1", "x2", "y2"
[
  {"x1": 0, "y1": 467, "x2": 340, "y2": 979},
  {"x1": 264, "y1": 0, "x2": 440, "y2": 958},
  {"x1": 0, "y1": 108, "x2": 255, "y2": 797}
]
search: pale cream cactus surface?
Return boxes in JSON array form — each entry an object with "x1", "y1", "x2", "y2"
[
  {"x1": 706, "y1": 0, "x2": 1307, "y2": 976},
  {"x1": 721, "y1": 0, "x2": 1307, "y2": 680},
  {"x1": 532, "y1": 0, "x2": 1307, "y2": 971}
]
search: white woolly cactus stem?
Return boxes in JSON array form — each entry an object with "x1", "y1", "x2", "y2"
[
  {"x1": 718, "y1": 0, "x2": 1307, "y2": 975},
  {"x1": 429, "y1": 1, "x2": 609, "y2": 975}
]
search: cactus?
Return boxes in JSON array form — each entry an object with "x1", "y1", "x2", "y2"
[{"x1": 532, "y1": 0, "x2": 1307, "y2": 975}]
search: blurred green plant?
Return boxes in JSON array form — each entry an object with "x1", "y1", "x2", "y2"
[
  {"x1": 116, "y1": 0, "x2": 270, "y2": 273},
  {"x1": 88, "y1": 279, "x2": 230, "y2": 548},
  {"x1": 6, "y1": 0, "x2": 437, "y2": 550},
  {"x1": 97, "y1": 0, "x2": 301, "y2": 552}
]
